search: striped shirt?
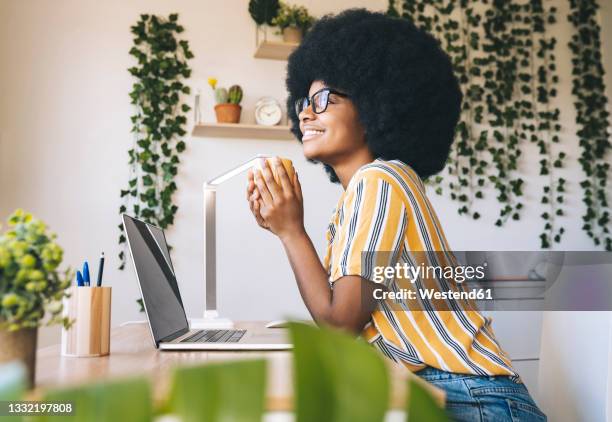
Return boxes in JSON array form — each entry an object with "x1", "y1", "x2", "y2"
[{"x1": 323, "y1": 158, "x2": 519, "y2": 380}]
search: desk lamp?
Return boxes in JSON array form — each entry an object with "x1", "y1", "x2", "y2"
[{"x1": 190, "y1": 154, "x2": 270, "y2": 329}]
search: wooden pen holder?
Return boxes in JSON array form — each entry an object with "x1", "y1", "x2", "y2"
[{"x1": 61, "y1": 286, "x2": 111, "y2": 357}]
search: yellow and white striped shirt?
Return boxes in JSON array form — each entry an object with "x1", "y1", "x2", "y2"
[{"x1": 323, "y1": 158, "x2": 518, "y2": 379}]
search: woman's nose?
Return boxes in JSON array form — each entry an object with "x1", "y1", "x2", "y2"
[{"x1": 299, "y1": 104, "x2": 315, "y2": 122}]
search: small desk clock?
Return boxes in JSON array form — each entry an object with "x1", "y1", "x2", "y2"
[{"x1": 255, "y1": 97, "x2": 283, "y2": 126}]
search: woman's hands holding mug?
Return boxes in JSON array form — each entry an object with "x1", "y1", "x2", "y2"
[{"x1": 246, "y1": 157, "x2": 305, "y2": 240}]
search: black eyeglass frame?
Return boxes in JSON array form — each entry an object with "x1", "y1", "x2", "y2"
[{"x1": 295, "y1": 88, "x2": 348, "y2": 116}]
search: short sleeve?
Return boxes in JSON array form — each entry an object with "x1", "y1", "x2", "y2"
[{"x1": 328, "y1": 171, "x2": 409, "y2": 284}]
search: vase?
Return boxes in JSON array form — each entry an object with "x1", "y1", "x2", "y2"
[
  {"x1": 282, "y1": 27, "x2": 303, "y2": 43},
  {"x1": 0, "y1": 328, "x2": 38, "y2": 388},
  {"x1": 214, "y1": 104, "x2": 242, "y2": 123}
]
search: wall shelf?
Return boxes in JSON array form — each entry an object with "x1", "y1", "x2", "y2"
[
  {"x1": 254, "y1": 40, "x2": 298, "y2": 61},
  {"x1": 192, "y1": 122, "x2": 294, "y2": 140}
]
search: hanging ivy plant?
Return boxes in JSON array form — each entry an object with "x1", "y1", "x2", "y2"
[
  {"x1": 482, "y1": 0, "x2": 565, "y2": 246},
  {"x1": 481, "y1": 0, "x2": 526, "y2": 229},
  {"x1": 397, "y1": 0, "x2": 567, "y2": 248},
  {"x1": 438, "y1": 1, "x2": 487, "y2": 221},
  {"x1": 529, "y1": 0, "x2": 566, "y2": 248},
  {"x1": 567, "y1": 0, "x2": 611, "y2": 251},
  {"x1": 117, "y1": 13, "x2": 194, "y2": 269}
]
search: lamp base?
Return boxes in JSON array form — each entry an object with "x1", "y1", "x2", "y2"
[{"x1": 189, "y1": 311, "x2": 234, "y2": 329}]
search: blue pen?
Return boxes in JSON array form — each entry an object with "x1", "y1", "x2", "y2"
[
  {"x1": 76, "y1": 270, "x2": 84, "y2": 287},
  {"x1": 83, "y1": 261, "x2": 91, "y2": 286}
]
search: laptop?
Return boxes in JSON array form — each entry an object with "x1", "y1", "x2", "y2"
[{"x1": 122, "y1": 214, "x2": 291, "y2": 350}]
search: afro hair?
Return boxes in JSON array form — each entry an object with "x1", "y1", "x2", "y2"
[{"x1": 286, "y1": 8, "x2": 463, "y2": 183}]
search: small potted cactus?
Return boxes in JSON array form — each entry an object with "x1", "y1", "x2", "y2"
[{"x1": 208, "y1": 78, "x2": 243, "y2": 124}]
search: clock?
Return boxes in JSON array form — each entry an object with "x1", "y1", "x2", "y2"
[{"x1": 255, "y1": 97, "x2": 283, "y2": 126}]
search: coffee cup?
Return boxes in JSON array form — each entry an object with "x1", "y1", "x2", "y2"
[{"x1": 253, "y1": 157, "x2": 296, "y2": 186}]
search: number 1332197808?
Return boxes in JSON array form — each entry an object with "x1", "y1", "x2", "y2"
[{"x1": 1, "y1": 401, "x2": 74, "y2": 416}]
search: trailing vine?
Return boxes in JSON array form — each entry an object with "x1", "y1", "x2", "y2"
[
  {"x1": 481, "y1": 0, "x2": 527, "y2": 228},
  {"x1": 453, "y1": 1, "x2": 488, "y2": 221},
  {"x1": 529, "y1": 0, "x2": 565, "y2": 248},
  {"x1": 567, "y1": 0, "x2": 611, "y2": 251},
  {"x1": 118, "y1": 13, "x2": 194, "y2": 269},
  {"x1": 400, "y1": 0, "x2": 478, "y2": 219},
  {"x1": 396, "y1": 0, "x2": 568, "y2": 248},
  {"x1": 444, "y1": 0, "x2": 487, "y2": 220}
]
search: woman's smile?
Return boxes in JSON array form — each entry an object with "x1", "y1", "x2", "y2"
[{"x1": 302, "y1": 125, "x2": 326, "y2": 141}]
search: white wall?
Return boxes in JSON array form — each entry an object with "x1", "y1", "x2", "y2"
[
  {"x1": 0, "y1": 0, "x2": 609, "y2": 367},
  {"x1": 539, "y1": 311, "x2": 612, "y2": 422}
]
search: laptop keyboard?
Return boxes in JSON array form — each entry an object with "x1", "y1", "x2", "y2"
[{"x1": 180, "y1": 329, "x2": 246, "y2": 343}]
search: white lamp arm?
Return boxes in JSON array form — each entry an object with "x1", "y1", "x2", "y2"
[{"x1": 191, "y1": 154, "x2": 272, "y2": 330}]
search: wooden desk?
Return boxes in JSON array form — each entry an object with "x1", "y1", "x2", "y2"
[{"x1": 35, "y1": 322, "x2": 444, "y2": 410}]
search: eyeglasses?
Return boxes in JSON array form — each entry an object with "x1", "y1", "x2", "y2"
[{"x1": 294, "y1": 88, "x2": 348, "y2": 116}]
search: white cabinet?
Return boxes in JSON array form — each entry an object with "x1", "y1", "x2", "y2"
[{"x1": 476, "y1": 280, "x2": 546, "y2": 403}]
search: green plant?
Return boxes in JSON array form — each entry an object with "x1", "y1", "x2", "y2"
[
  {"x1": 530, "y1": 1, "x2": 565, "y2": 248},
  {"x1": 248, "y1": 0, "x2": 281, "y2": 26},
  {"x1": 386, "y1": 0, "x2": 400, "y2": 17},
  {"x1": 39, "y1": 377, "x2": 152, "y2": 422},
  {"x1": 481, "y1": 0, "x2": 565, "y2": 247},
  {"x1": 209, "y1": 80, "x2": 242, "y2": 105},
  {"x1": 118, "y1": 13, "x2": 194, "y2": 270},
  {"x1": 407, "y1": 378, "x2": 449, "y2": 421},
  {"x1": 168, "y1": 360, "x2": 266, "y2": 422},
  {"x1": 228, "y1": 85, "x2": 243, "y2": 104},
  {"x1": 289, "y1": 322, "x2": 389, "y2": 422},
  {"x1": 0, "y1": 209, "x2": 72, "y2": 332},
  {"x1": 214, "y1": 88, "x2": 228, "y2": 104},
  {"x1": 271, "y1": 1, "x2": 315, "y2": 32},
  {"x1": 568, "y1": 0, "x2": 611, "y2": 251},
  {"x1": 400, "y1": 0, "x2": 567, "y2": 248}
]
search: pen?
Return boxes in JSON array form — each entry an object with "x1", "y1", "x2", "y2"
[
  {"x1": 83, "y1": 261, "x2": 91, "y2": 287},
  {"x1": 96, "y1": 252, "x2": 105, "y2": 287},
  {"x1": 76, "y1": 270, "x2": 84, "y2": 287}
]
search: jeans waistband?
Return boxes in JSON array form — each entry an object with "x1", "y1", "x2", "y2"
[{"x1": 414, "y1": 366, "x2": 521, "y2": 383}]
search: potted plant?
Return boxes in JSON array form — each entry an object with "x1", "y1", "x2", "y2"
[
  {"x1": 248, "y1": 0, "x2": 280, "y2": 27},
  {"x1": 0, "y1": 209, "x2": 72, "y2": 387},
  {"x1": 209, "y1": 78, "x2": 243, "y2": 124},
  {"x1": 271, "y1": 2, "x2": 315, "y2": 43}
]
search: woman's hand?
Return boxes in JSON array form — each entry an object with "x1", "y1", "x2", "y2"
[
  {"x1": 246, "y1": 170, "x2": 271, "y2": 232},
  {"x1": 246, "y1": 157, "x2": 304, "y2": 240}
]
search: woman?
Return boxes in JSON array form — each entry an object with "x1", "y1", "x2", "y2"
[{"x1": 246, "y1": 9, "x2": 546, "y2": 422}]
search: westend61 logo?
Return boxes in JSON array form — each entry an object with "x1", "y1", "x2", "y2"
[
  {"x1": 370, "y1": 261, "x2": 492, "y2": 302},
  {"x1": 371, "y1": 262, "x2": 487, "y2": 284},
  {"x1": 360, "y1": 251, "x2": 612, "y2": 311}
]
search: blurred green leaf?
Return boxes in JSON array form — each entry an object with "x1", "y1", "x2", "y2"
[
  {"x1": 289, "y1": 322, "x2": 389, "y2": 422},
  {"x1": 168, "y1": 359, "x2": 266, "y2": 422},
  {"x1": 407, "y1": 378, "x2": 450, "y2": 422},
  {"x1": 35, "y1": 377, "x2": 152, "y2": 422}
]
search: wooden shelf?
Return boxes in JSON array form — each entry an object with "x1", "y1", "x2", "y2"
[
  {"x1": 192, "y1": 123, "x2": 294, "y2": 140},
  {"x1": 254, "y1": 40, "x2": 299, "y2": 61}
]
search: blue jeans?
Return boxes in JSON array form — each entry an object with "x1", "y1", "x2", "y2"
[{"x1": 414, "y1": 366, "x2": 547, "y2": 421}]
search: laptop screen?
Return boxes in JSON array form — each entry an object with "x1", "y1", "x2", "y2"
[{"x1": 123, "y1": 215, "x2": 189, "y2": 346}]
